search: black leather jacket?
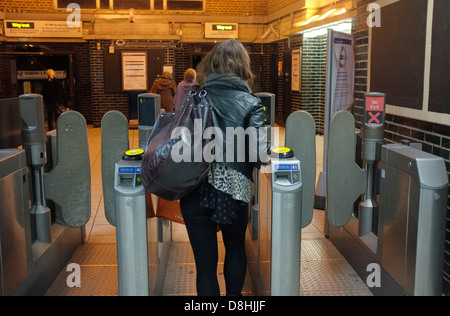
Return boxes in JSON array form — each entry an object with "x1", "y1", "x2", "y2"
[{"x1": 204, "y1": 73, "x2": 266, "y2": 179}]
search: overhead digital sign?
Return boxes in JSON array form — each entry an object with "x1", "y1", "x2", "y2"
[{"x1": 205, "y1": 23, "x2": 238, "y2": 39}]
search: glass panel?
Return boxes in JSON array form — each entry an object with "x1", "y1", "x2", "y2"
[
  {"x1": 58, "y1": 0, "x2": 96, "y2": 9},
  {"x1": 114, "y1": 0, "x2": 150, "y2": 10},
  {"x1": 167, "y1": 0, "x2": 203, "y2": 11},
  {"x1": 154, "y1": 0, "x2": 164, "y2": 10},
  {"x1": 100, "y1": 0, "x2": 110, "y2": 9}
]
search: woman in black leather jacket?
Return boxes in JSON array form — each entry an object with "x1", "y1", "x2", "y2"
[{"x1": 180, "y1": 40, "x2": 266, "y2": 296}]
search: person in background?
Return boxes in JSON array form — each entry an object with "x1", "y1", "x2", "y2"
[
  {"x1": 174, "y1": 68, "x2": 197, "y2": 111},
  {"x1": 41, "y1": 69, "x2": 67, "y2": 131},
  {"x1": 149, "y1": 71, "x2": 176, "y2": 112},
  {"x1": 180, "y1": 40, "x2": 266, "y2": 296}
]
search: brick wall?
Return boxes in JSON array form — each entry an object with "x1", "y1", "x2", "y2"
[
  {"x1": 259, "y1": 35, "x2": 326, "y2": 134},
  {"x1": 84, "y1": 40, "x2": 175, "y2": 127},
  {"x1": 353, "y1": 0, "x2": 371, "y2": 126},
  {"x1": 0, "y1": 0, "x2": 268, "y2": 15},
  {"x1": 0, "y1": 0, "x2": 54, "y2": 12},
  {"x1": 354, "y1": 0, "x2": 450, "y2": 296},
  {"x1": 290, "y1": 36, "x2": 302, "y2": 113},
  {"x1": 267, "y1": 0, "x2": 296, "y2": 14},
  {"x1": 0, "y1": 43, "x2": 13, "y2": 99},
  {"x1": 74, "y1": 44, "x2": 92, "y2": 123},
  {"x1": 275, "y1": 40, "x2": 284, "y2": 125},
  {"x1": 300, "y1": 35, "x2": 327, "y2": 134},
  {"x1": 206, "y1": 0, "x2": 267, "y2": 16}
]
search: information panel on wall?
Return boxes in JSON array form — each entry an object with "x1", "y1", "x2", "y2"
[
  {"x1": 122, "y1": 52, "x2": 148, "y2": 91},
  {"x1": 4, "y1": 20, "x2": 82, "y2": 38},
  {"x1": 429, "y1": 0, "x2": 450, "y2": 114},
  {"x1": 370, "y1": 0, "x2": 427, "y2": 110},
  {"x1": 314, "y1": 29, "x2": 355, "y2": 208},
  {"x1": 291, "y1": 49, "x2": 301, "y2": 92},
  {"x1": 330, "y1": 31, "x2": 355, "y2": 115}
]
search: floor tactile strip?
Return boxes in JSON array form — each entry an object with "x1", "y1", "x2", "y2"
[{"x1": 46, "y1": 239, "x2": 372, "y2": 296}]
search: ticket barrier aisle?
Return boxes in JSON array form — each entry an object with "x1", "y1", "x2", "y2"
[
  {"x1": 105, "y1": 95, "x2": 317, "y2": 295},
  {"x1": 246, "y1": 111, "x2": 316, "y2": 296},
  {"x1": 0, "y1": 94, "x2": 91, "y2": 296},
  {"x1": 326, "y1": 93, "x2": 448, "y2": 296}
]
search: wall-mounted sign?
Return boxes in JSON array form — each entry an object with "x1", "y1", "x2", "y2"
[
  {"x1": 204, "y1": 23, "x2": 238, "y2": 39},
  {"x1": 17, "y1": 70, "x2": 67, "y2": 80},
  {"x1": 122, "y1": 52, "x2": 148, "y2": 91},
  {"x1": 4, "y1": 20, "x2": 82, "y2": 38},
  {"x1": 330, "y1": 32, "x2": 355, "y2": 115},
  {"x1": 291, "y1": 49, "x2": 302, "y2": 92}
]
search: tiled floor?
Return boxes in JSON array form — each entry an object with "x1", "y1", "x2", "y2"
[{"x1": 46, "y1": 124, "x2": 372, "y2": 296}]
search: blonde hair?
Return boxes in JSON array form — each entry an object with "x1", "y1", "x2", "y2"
[
  {"x1": 46, "y1": 69, "x2": 55, "y2": 79},
  {"x1": 162, "y1": 71, "x2": 173, "y2": 79},
  {"x1": 197, "y1": 40, "x2": 254, "y2": 87},
  {"x1": 184, "y1": 68, "x2": 197, "y2": 82}
]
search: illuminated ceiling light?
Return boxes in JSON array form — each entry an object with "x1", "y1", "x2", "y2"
[
  {"x1": 302, "y1": 15, "x2": 319, "y2": 26},
  {"x1": 334, "y1": 8, "x2": 347, "y2": 15},
  {"x1": 302, "y1": 21, "x2": 352, "y2": 38},
  {"x1": 294, "y1": 7, "x2": 348, "y2": 28},
  {"x1": 318, "y1": 9, "x2": 337, "y2": 20}
]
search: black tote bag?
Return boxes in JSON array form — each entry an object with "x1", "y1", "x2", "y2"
[{"x1": 141, "y1": 88, "x2": 214, "y2": 201}]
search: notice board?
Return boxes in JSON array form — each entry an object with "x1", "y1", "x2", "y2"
[
  {"x1": 122, "y1": 52, "x2": 148, "y2": 91},
  {"x1": 370, "y1": 0, "x2": 428, "y2": 110},
  {"x1": 428, "y1": 0, "x2": 450, "y2": 114},
  {"x1": 104, "y1": 49, "x2": 164, "y2": 94}
]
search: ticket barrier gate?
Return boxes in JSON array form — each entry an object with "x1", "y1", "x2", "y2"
[
  {"x1": 105, "y1": 105, "x2": 316, "y2": 296},
  {"x1": 247, "y1": 111, "x2": 316, "y2": 296},
  {"x1": 256, "y1": 150, "x2": 303, "y2": 296},
  {"x1": 114, "y1": 149, "x2": 149, "y2": 296},
  {"x1": 326, "y1": 93, "x2": 448, "y2": 296},
  {"x1": 249, "y1": 93, "x2": 276, "y2": 241},
  {"x1": 101, "y1": 94, "x2": 167, "y2": 296},
  {"x1": 0, "y1": 94, "x2": 91, "y2": 296},
  {"x1": 102, "y1": 109, "x2": 168, "y2": 296},
  {"x1": 138, "y1": 93, "x2": 161, "y2": 149}
]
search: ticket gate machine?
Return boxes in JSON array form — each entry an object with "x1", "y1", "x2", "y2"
[
  {"x1": 255, "y1": 92, "x2": 275, "y2": 131},
  {"x1": 247, "y1": 110, "x2": 316, "y2": 296},
  {"x1": 19, "y1": 94, "x2": 52, "y2": 243},
  {"x1": 19, "y1": 94, "x2": 91, "y2": 238},
  {"x1": 102, "y1": 111, "x2": 166, "y2": 296},
  {"x1": 249, "y1": 93, "x2": 276, "y2": 240},
  {"x1": 269, "y1": 148, "x2": 302, "y2": 296},
  {"x1": 327, "y1": 93, "x2": 386, "y2": 233},
  {"x1": 114, "y1": 149, "x2": 149, "y2": 296},
  {"x1": 326, "y1": 93, "x2": 448, "y2": 296},
  {"x1": 138, "y1": 93, "x2": 161, "y2": 149},
  {"x1": 379, "y1": 144, "x2": 447, "y2": 296},
  {"x1": 0, "y1": 94, "x2": 91, "y2": 295}
]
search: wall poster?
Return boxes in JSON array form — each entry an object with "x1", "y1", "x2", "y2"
[
  {"x1": 330, "y1": 31, "x2": 355, "y2": 114},
  {"x1": 122, "y1": 52, "x2": 148, "y2": 91},
  {"x1": 291, "y1": 49, "x2": 302, "y2": 92}
]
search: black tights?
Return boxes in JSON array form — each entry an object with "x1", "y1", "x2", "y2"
[{"x1": 180, "y1": 188, "x2": 248, "y2": 296}]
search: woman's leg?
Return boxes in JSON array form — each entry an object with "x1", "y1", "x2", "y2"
[
  {"x1": 220, "y1": 204, "x2": 248, "y2": 296},
  {"x1": 180, "y1": 189, "x2": 221, "y2": 296}
]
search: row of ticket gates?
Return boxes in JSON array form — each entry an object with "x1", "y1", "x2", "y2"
[{"x1": 0, "y1": 92, "x2": 448, "y2": 296}]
